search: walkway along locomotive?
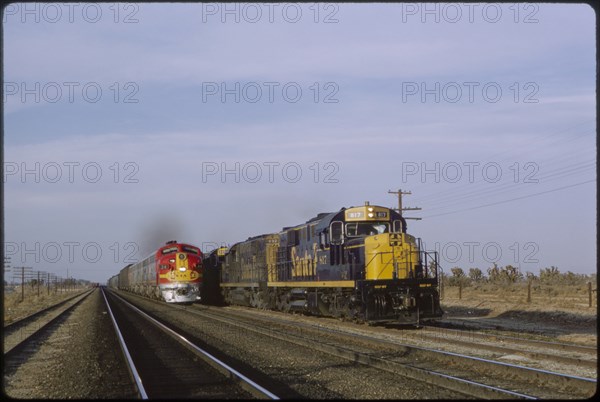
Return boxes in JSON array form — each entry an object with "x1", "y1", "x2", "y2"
[
  {"x1": 203, "y1": 202, "x2": 443, "y2": 324},
  {"x1": 107, "y1": 241, "x2": 203, "y2": 303}
]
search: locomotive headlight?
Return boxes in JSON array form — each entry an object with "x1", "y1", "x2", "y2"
[
  {"x1": 169, "y1": 258, "x2": 175, "y2": 263},
  {"x1": 179, "y1": 267, "x2": 186, "y2": 272},
  {"x1": 368, "y1": 213, "x2": 374, "y2": 218},
  {"x1": 368, "y1": 207, "x2": 374, "y2": 212}
]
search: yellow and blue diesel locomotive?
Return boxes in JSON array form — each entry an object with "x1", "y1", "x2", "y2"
[
  {"x1": 204, "y1": 202, "x2": 442, "y2": 324},
  {"x1": 108, "y1": 241, "x2": 204, "y2": 303}
]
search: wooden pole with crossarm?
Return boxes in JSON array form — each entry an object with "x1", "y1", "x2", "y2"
[{"x1": 388, "y1": 189, "x2": 422, "y2": 220}]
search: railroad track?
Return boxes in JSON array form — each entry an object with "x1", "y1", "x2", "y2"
[
  {"x1": 416, "y1": 324, "x2": 597, "y2": 371},
  {"x1": 102, "y1": 288, "x2": 279, "y2": 399},
  {"x1": 181, "y1": 304, "x2": 596, "y2": 399},
  {"x1": 3, "y1": 290, "x2": 94, "y2": 371},
  {"x1": 422, "y1": 323, "x2": 597, "y2": 354},
  {"x1": 4, "y1": 289, "x2": 92, "y2": 331},
  {"x1": 215, "y1": 306, "x2": 596, "y2": 377}
]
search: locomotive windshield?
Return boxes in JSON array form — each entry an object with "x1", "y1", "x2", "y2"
[
  {"x1": 161, "y1": 246, "x2": 178, "y2": 254},
  {"x1": 182, "y1": 246, "x2": 200, "y2": 254},
  {"x1": 346, "y1": 222, "x2": 389, "y2": 237}
]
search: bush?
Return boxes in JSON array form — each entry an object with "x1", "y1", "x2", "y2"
[
  {"x1": 447, "y1": 267, "x2": 470, "y2": 286},
  {"x1": 468, "y1": 268, "x2": 485, "y2": 282}
]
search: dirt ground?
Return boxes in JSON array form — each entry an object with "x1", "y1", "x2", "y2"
[
  {"x1": 440, "y1": 284, "x2": 597, "y2": 345},
  {"x1": 3, "y1": 285, "x2": 89, "y2": 325},
  {"x1": 4, "y1": 283, "x2": 597, "y2": 345}
]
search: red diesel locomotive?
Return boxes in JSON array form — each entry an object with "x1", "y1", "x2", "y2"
[{"x1": 107, "y1": 241, "x2": 203, "y2": 303}]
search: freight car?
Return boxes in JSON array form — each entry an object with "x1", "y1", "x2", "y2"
[
  {"x1": 203, "y1": 202, "x2": 443, "y2": 324},
  {"x1": 107, "y1": 240, "x2": 203, "y2": 303}
]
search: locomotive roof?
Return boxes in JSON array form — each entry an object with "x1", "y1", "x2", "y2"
[
  {"x1": 227, "y1": 203, "x2": 400, "y2": 248},
  {"x1": 280, "y1": 208, "x2": 342, "y2": 232},
  {"x1": 281, "y1": 204, "x2": 398, "y2": 233}
]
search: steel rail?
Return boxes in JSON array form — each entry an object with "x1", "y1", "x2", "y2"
[
  {"x1": 107, "y1": 290, "x2": 279, "y2": 400},
  {"x1": 423, "y1": 323, "x2": 597, "y2": 354},
  {"x1": 183, "y1": 305, "x2": 543, "y2": 399},
  {"x1": 3, "y1": 289, "x2": 93, "y2": 333},
  {"x1": 3, "y1": 291, "x2": 92, "y2": 357},
  {"x1": 101, "y1": 287, "x2": 148, "y2": 399}
]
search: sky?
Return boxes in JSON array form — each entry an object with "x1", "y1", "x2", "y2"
[{"x1": 2, "y1": 2, "x2": 596, "y2": 284}]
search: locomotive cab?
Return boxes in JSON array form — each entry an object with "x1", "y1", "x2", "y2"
[{"x1": 155, "y1": 241, "x2": 204, "y2": 303}]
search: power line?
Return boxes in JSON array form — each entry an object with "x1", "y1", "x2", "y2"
[
  {"x1": 422, "y1": 179, "x2": 595, "y2": 219},
  {"x1": 387, "y1": 189, "x2": 422, "y2": 220},
  {"x1": 419, "y1": 159, "x2": 595, "y2": 211},
  {"x1": 408, "y1": 122, "x2": 595, "y2": 205}
]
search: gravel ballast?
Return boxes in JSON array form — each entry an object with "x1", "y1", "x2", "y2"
[{"x1": 3, "y1": 289, "x2": 138, "y2": 399}]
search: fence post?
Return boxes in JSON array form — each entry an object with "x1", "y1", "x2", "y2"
[
  {"x1": 588, "y1": 282, "x2": 592, "y2": 307},
  {"x1": 527, "y1": 280, "x2": 531, "y2": 303},
  {"x1": 458, "y1": 282, "x2": 462, "y2": 300}
]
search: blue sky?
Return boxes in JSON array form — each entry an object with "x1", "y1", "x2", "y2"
[{"x1": 3, "y1": 3, "x2": 596, "y2": 284}]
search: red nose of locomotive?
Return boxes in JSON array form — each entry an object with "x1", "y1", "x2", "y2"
[{"x1": 157, "y1": 241, "x2": 204, "y2": 303}]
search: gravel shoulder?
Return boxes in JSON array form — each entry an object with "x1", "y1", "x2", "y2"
[
  {"x1": 439, "y1": 298, "x2": 597, "y2": 345},
  {"x1": 3, "y1": 288, "x2": 138, "y2": 399},
  {"x1": 118, "y1": 291, "x2": 468, "y2": 399},
  {"x1": 3, "y1": 286, "x2": 596, "y2": 399}
]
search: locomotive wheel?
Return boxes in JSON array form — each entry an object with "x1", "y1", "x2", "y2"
[
  {"x1": 253, "y1": 291, "x2": 267, "y2": 309},
  {"x1": 277, "y1": 293, "x2": 291, "y2": 313},
  {"x1": 249, "y1": 291, "x2": 259, "y2": 308},
  {"x1": 266, "y1": 291, "x2": 276, "y2": 310}
]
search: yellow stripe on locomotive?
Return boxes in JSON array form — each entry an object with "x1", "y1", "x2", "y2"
[{"x1": 202, "y1": 201, "x2": 443, "y2": 324}]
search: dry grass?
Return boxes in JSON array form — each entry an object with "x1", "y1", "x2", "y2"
[
  {"x1": 441, "y1": 283, "x2": 597, "y2": 316},
  {"x1": 3, "y1": 285, "x2": 88, "y2": 324},
  {"x1": 440, "y1": 283, "x2": 597, "y2": 345}
]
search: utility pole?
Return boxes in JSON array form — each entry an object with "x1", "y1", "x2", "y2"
[
  {"x1": 18, "y1": 266, "x2": 33, "y2": 302},
  {"x1": 3, "y1": 257, "x2": 10, "y2": 286},
  {"x1": 388, "y1": 189, "x2": 422, "y2": 220}
]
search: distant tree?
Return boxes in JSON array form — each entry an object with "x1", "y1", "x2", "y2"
[
  {"x1": 487, "y1": 263, "x2": 522, "y2": 284},
  {"x1": 540, "y1": 266, "x2": 561, "y2": 283},
  {"x1": 525, "y1": 271, "x2": 537, "y2": 281},
  {"x1": 468, "y1": 268, "x2": 484, "y2": 282},
  {"x1": 448, "y1": 267, "x2": 469, "y2": 286},
  {"x1": 561, "y1": 271, "x2": 588, "y2": 286},
  {"x1": 487, "y1": 263, "x2": 501, "y2": 283},
  {"x1": 451, "y1": 267, "x2": 465, "y2": 278},
  {"x1": 503, "y1": 265, "x2": 523, "y2": 283}
]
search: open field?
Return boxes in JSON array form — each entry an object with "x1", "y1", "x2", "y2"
[
  {"x1": 440, "y1": 283, "x2": 597, "y2": 345},
  {"x1": 3, "y1": 285, "x2": 89, "y2": 325},
  {"x1": 442, "y1": 282, "x2": 597, "y2": 310}
]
